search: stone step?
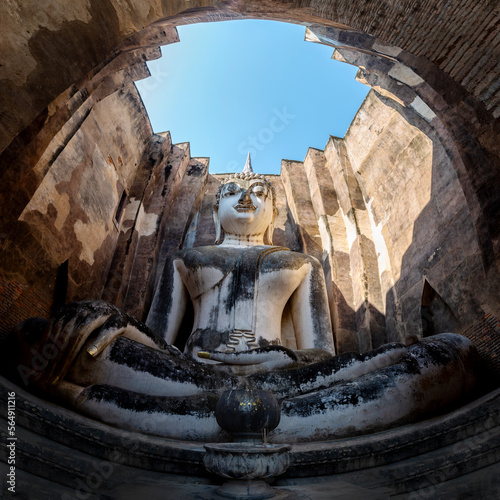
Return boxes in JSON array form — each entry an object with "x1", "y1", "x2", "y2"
[
  {"x1": 390, "y1": 460, "x2": 500, "y2": 499},
  {"x1": 2, "y1": 373, "x2": 500, "y2": 498},
  {"x1": 278, "y1": 418, "x2": 500, "y2": 497},
  {"x1": 0, "y1": 463, "x2": 97, "y2": 500},
  {"x1": 333, "y1": 416, "x2": 500, "y2": 494},
  {"x1": 1, "y1": 419, "x2": 136, "y2": 492}
]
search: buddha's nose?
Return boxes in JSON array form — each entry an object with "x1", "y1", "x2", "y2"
[{"x1": 238, "y1": 189, "x2": 252, "y2": 204}]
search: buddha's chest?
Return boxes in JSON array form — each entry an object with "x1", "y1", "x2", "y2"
[{"x1": 177, "y1": 246, "x2": 307, "y2": 306}]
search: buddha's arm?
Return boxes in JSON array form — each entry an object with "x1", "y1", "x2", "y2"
[
  {"x1": 290, "y1": 257, "x2": 335, "y2": 355},
  {"x1": 56, "y1": 258, "x2": 188, "y2": 363},
  {"x1": 146, "y1": 255, "x2": 189, "y2": 345},
  {"x1": 59, "y1": 256, "x2": 189, "y2": 362}
]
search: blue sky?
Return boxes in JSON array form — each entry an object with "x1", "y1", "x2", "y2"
[{"x1": 136, "y1": 20, "x2": 369, "y2": 175}]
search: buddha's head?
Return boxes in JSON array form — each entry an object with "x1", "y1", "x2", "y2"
[{"x1": 214, "y1": 155, "x2": 278, "y2": 244}]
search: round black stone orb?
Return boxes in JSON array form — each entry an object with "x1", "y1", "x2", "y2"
[{"x1": 215, "y1": 388, "x2": 281, "y2": 440}]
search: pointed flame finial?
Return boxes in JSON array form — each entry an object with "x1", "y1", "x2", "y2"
[{"x1": 242, "y1": 152, "x2": 253, "y2": 174}]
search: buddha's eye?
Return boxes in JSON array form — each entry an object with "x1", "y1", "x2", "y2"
[
  {"x1": 222, "y1": 184, "x2": 241, "y2": 197},
  {"x1": 251, "y1": 186, "x2": 267, "y2": 197}
]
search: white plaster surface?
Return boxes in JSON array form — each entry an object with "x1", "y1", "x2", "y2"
[
  {"x1": 388, "y1": 63, "x2": 425, "y2": 87},
  {"x1": 74, "y1": 219, "x2": 108, "y2": 265},
  {"x1": 372, "y1": 41, "x2": 402, "y2": 57},
  {"x1": 136, "y1": 204, "x2": 158, "y2": 237},
  {"x1": 410, "y1": 96, "x2": 437, "y2": 121}
]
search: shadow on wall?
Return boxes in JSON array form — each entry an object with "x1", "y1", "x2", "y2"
[
  {"x1": 382, "y1": 97, "x2": 499, "y2": 335},
  {"x1": 375, "y1": 99, "x2": 500, "y2": 380}
]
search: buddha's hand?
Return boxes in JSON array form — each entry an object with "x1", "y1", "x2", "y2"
[
  {"x1": 50, "y1": 301, "x2": 168, "y2": 359},
  {"x1": 198, "y1": 345, "x2": 299, "y2": 371}
]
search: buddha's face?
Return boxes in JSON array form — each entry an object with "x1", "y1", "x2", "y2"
[{"x1": 218, "y1": 178, "x2": 274, "y2": 236}]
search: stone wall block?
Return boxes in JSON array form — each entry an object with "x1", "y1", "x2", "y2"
[
  {"x1": 101, "y1": 133, "x2": 172, "y2": 309},
  {"x1": 98, "y1": 47, "x2": 162, "y2": 78},
  {"x1": 124, "y1": 158, "x2": 208, "y2": 318},
  {"x1": 281, "y1": 160, "x2": 323, "y2": 261},
  {"x1": 325, "y1": 135, "x2": 386, "y2": 349},
  {"x1": 344, "y1": 90, "x2": 499, "y2": 339},
  {"x1": 356, "y1": 69, "x2": 418, "y2": 108},
  {"x1": 303, "y1": 147, "x2": 359, "y2": 352},
  {"x1": 122, "y1": 135, "x2": 179, "y2": 319},
  {"x1": 0, "y1": 51, "x2": 155, "y2": 236},
  {"x1": 177, "y1": 156, "x2": 211, "y2": 247},
  {"x1": 309, "y1": 17, "x2": 500, "y2": 248},
  {"x1": 270, "y1": 174, "x2": 302, "y2": 250},
  {"x1": 305, "y1": 25, "x2": 377, "y2": 53},
  {"x1": 146, "y1": 141, "x2": 192, "y2": 288},
  {"x1": 91, "y1": 63, "x2": 151, "y2": 104},
  {"x1": 0, "y1": 93, "x2": 92, "y2": 230},
  {"x1": 348, "y1": 231, "x2": 387, "y2": 350},
  {"x1": 184, "y1": 175, "x2": 220, "y2": 248},
  {"x1": 349, "y1": 237, "x2": 372, "y2": 352},
  {"x1": 0, "y1": 86, "x2": 152, "y2": 314},
  {"x1": 119, "y1": 26, "x2": 179, "y2": 52},
  {"x1": 1, "y1": 42, "x2": 160, "y2": 187},
  {"x1": 132, "y1": 142, "x2": 196, "y2": 317},
  {"x1": 138, "y1": 152, "x2": 209, "y2": 319},
  {"x1": 332, "y1": 48, "x2": 395, "y2": 78}
]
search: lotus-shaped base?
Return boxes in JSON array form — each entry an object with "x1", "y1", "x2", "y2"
[{"x1": 204, "y1": 442, "x2": 291, "y2": 499}]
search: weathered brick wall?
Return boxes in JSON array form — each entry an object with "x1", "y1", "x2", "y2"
[
  {"x1": 344, "y1": 91, "x2": 489, "y2": 342},
  {"x1": 305, "y1": 22, "x2": 500, "y2": 275},
  {"x1": 0, "y1": 0, "x2": 499, "y2": 353},
  {"x1": 460, "y1": 313, "x2": 500, "y2": 384},
  {"x1": 302, "y1": 0, "x2": 500, "y2": 117},
  {"x1": 0, "y1": 278, "x2": 52, "y2": 338},
  {"x1": 101, "y1": 132, "x2": 173, "y2": 316},
  {"x1": 1, "y1": 1, "x2": 498, "y2": 148},
  {"x1": 0, "y1": 85, "x2": 154, "y2": 334}
]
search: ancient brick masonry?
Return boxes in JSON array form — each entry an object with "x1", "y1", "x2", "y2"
[
  {"x1": 460, "y1": 313, "x2": 500, "y2": 383},
  {"x1": 0, "y1": 278, "x2": 51, "y2": 339},
  {"x1": 0, "y1": 0, "x2": 499, "y2": 358},
  {"x1": 0, "y1": 2, "x2": 499, "y2": 496},
  {"x1": 0, "y1": 88, "x2": 497, "y2": 361}
]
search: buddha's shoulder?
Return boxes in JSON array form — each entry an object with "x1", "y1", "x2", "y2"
[
  {"x1": 170, "y1": 245, "x2": 320, "y2": 269},
  {"x1": 170, "y1": 246, "x2": 242, "y2": 268},
  {"x1": 264, "y1": 247, "x2": 321, "y2": 269}
]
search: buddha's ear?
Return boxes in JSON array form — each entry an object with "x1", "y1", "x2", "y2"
[
  {"x1": 265, "y1": 221, "x2": 274, "y2": 245},
  {"x1": 265, "y1": 207, "x2": 278, "y2": 245},
  {"x1": 213, "y1": 205, "x2": 222, "y2": 244}
]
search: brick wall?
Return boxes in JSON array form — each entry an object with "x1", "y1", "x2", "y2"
[
  {"x1": 460, "y1": 313, "x2": 500, "y2": 383},
  {"x1": 0, "y1": 278, "x2": 52, "y2": 338}
]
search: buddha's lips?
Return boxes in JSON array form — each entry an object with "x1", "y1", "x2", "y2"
[{"x1": 234, "y1": 204, "x2": 256, "y2": 212}]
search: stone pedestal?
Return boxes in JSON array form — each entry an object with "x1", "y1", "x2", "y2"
[{"x1": 203, "y1": 442, "x2": 291, "y2": 499}]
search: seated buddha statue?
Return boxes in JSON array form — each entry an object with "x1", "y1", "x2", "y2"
[
  {"x1": 14, "y1": 156, "x2": 479, "y2": 442},
  {"x1": 146, "y1": 155, "x2": 335, "y2": 374}
]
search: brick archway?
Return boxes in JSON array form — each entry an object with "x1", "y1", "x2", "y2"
[{"x1": 0, "y1": 1, "x2": 499, "y2": 338}]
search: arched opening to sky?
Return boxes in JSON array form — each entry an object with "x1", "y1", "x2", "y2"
[{"x1": 136, "y1": 20, "x2": 369, "y2": 175}]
